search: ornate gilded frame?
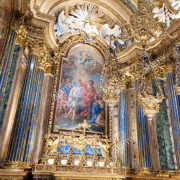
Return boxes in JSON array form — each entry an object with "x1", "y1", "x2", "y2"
[{"x1": 48, "y1": 34, "x2": 113, "y2": 142}]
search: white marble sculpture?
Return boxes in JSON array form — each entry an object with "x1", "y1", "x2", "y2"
[
  {"x1": 54, "y1": 11, "x2": 126, "y2": 48},
  {"x1": 153, "y1": 1, "x2": 180, "y2": 28},
  {"x1": 99, "y1": 24, "x2": 124, "y2": 48},
  {"x1": 82, "y1": 23, "x2": 99, "y2": 35},
  {"x1": 54, "y1": 11, "x2": 80, "y2": 37}
]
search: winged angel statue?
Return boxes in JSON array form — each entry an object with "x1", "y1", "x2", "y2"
[{"x1": 54, "y1": 3, "x2": 125, "y2": 48}]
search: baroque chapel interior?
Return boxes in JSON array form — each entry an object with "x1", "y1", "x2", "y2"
[{"x1": 0, "y1": 0, "x2": 180, "y2": 179}]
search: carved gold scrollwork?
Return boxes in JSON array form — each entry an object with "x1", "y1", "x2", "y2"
[{"x1": 11, "y1": 16, "x2": 28, "y2": 47}]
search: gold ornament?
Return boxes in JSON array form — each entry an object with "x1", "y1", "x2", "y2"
[
  {"x1": 137, "y1": 49, "x2": 164, "y2": 124},
  {"x1": 100, "y1": 46, "x2": 124, "y2": 114}
]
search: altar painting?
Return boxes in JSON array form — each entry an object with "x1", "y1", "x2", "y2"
[{"x1": 55, "y1": 45, "x2": 106, "y2": 134}]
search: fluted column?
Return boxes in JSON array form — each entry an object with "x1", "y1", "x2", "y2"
[
  {"x1": 4, "y1": 41, "x2": 45, "y2": 168},
  {"x1": 135, "y1": 80, "x2": 152, "y2": 172},
  {"x1": 119, "y1": 89, "x2": 129, "y2": 167},
  {"x1": 0, "y1": 17, "x2": 27, "y2": 112},
  {"x1": 165, "y1": 65, "x2": 180, "y2": 170},
  {"x1": 0, "y1": 31, "x2": 17, "y2": 109},
  {"x1": 126, "y1": 81, "x2": 134, "y2": 169}
]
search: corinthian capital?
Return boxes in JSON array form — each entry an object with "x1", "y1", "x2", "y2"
[
  {"x1": 38, "y1": 54, "x2": 53, "y2": 73},
  {"x1": 11, "y1": 15, "x2": 28, "y2": 47},
  {"x1": 27, "y1": 39, "x2": 43, "y2": 56}
]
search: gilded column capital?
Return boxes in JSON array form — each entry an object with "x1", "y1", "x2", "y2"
[
  {"x1": 11, "y1": 16, "x2": 28, "y2": 47},
  {"x1": 122, "y1": 74, "x2": 132, "y2": 88},
  {"x1": 38, "y1": 54, "x2": 52, "y2": 72},
  {"x1": 130, "y1": 66, "x2": 140, "y2": 81},
  {"x1": 164, "y1": 63, "x2": 174, "y2": 74},
  {"x1": 27, "y1": 39, "x2": 43, "y2": 56}
]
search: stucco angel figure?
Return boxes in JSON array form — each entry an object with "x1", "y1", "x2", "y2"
[
  {"x1": 54, "y1": 11, "x2": 80, "y2": 37},
  {"x1": 82, "y1": 23, "x2": 99, "y2": 35},
  {"x1": 153, "y1": 1, "x2": 180, "y2": 28},
  {"x1": 99, "y1": 24, "x2": 124, "y2": 48}
]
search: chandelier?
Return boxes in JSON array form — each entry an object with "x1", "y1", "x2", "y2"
[
  {"x1": 174, "y1": 42, "x2": 180, "y2": 95},
  {"x1": 99, "y1": 0, "x2": 176, "y2": 123},
  {"x1": 100, "y1": 46, "x2": 124, "y2": 115},
  {"x1": 137, "y1": 49, "x2": 165, "y2": 124}
]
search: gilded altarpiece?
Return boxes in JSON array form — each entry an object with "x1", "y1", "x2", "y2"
[{"x1": 49, "y1": 36, "x2": 111, "y2": 142}]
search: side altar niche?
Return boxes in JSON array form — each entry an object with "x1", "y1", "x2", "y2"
[{"x1": 35, "y1": 120, "x2": 125, "y2": 174}]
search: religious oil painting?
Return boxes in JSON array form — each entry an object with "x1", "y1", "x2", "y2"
[{"x1": 55, "y1": 44, "x2": 107, "y2": 135}]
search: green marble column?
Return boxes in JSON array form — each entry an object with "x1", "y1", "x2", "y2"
[{"x1": 152, "y1": 78, "x2": 175, "y2": 170}]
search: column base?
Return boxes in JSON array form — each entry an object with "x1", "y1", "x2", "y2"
[
  {"x1": 3, "y1": 161, "x2": 31, "y2": 169},
  {"x1": 137, "y1": 167, "x2": 154, "y2": 175},
  {"x1": 121, "y1": 166, "x2": 134, "y2": 174}
]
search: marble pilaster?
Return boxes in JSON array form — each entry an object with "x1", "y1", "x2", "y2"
[
  {"x1": 146, "y1": 80, "x2": 160, "y2": 171},
  {"x1": 32, "y1": 73, "x2": 54, "y2": 165},
  {"x1": 0, "y1": 45, "x2": 26, "y2": 162},
  {"x1": 119, "y1": 89, "x2": 129, "y2": 167}
]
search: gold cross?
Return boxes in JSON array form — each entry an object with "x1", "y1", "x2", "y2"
[{"x1": 79, "y1": 119, "x2": 91, "y2": 136}]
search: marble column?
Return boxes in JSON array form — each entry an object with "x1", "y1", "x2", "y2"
[
  {"x1": 132, "y1": 79, "x2": 139, "y2": 170},
  {"x1": 0, "y1": 31, "x2": 17, "y2": 109},
  {"x1": 119, "y1": 89, "x2": 129, "y2": 167},
  {"x1": 126, "y1": 86, "x2": 134, "y2": 169},
  {"x1": 32, "y1": 73, "x2": 54, "y2": 165},
  {"x1": 152, "y1": 78, "x2": 175, "y2": 170},
  {"x1": 135, "y1": 80, "x2": 151, "y2": 171},
  {"x1": 5, "y1": 46, "x2": 44, "y2": 168},
  {"x1": 0, "y1": 44, "x2": 26, "y2": 163},
  {"x1": 112, "y1": 103, "x2": 119, "y2": 162},
  {"x1": 165, "y1": 67, "x2": 180, "y2": 170}
]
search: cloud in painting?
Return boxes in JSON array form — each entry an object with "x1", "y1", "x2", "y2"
[
  {"x1": 81, "y1": 59, "x2": 101, "y2": 71},
  {"x1": 63, "y1": 65, "x2": 77, "y2": 72}
]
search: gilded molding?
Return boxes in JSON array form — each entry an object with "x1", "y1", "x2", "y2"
[
  {"x1": 0, "y1": 176, "x2": 24, "y2": 179},
  {"x1": 31, "y1": 16, "x2": 57, "y2": 49},
  {"x1": 164, "y1": 0, "x2": 179, "y2": 15},
  {"x1": 3, "y1": 161, "x2": 31, "y2": 169}
]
